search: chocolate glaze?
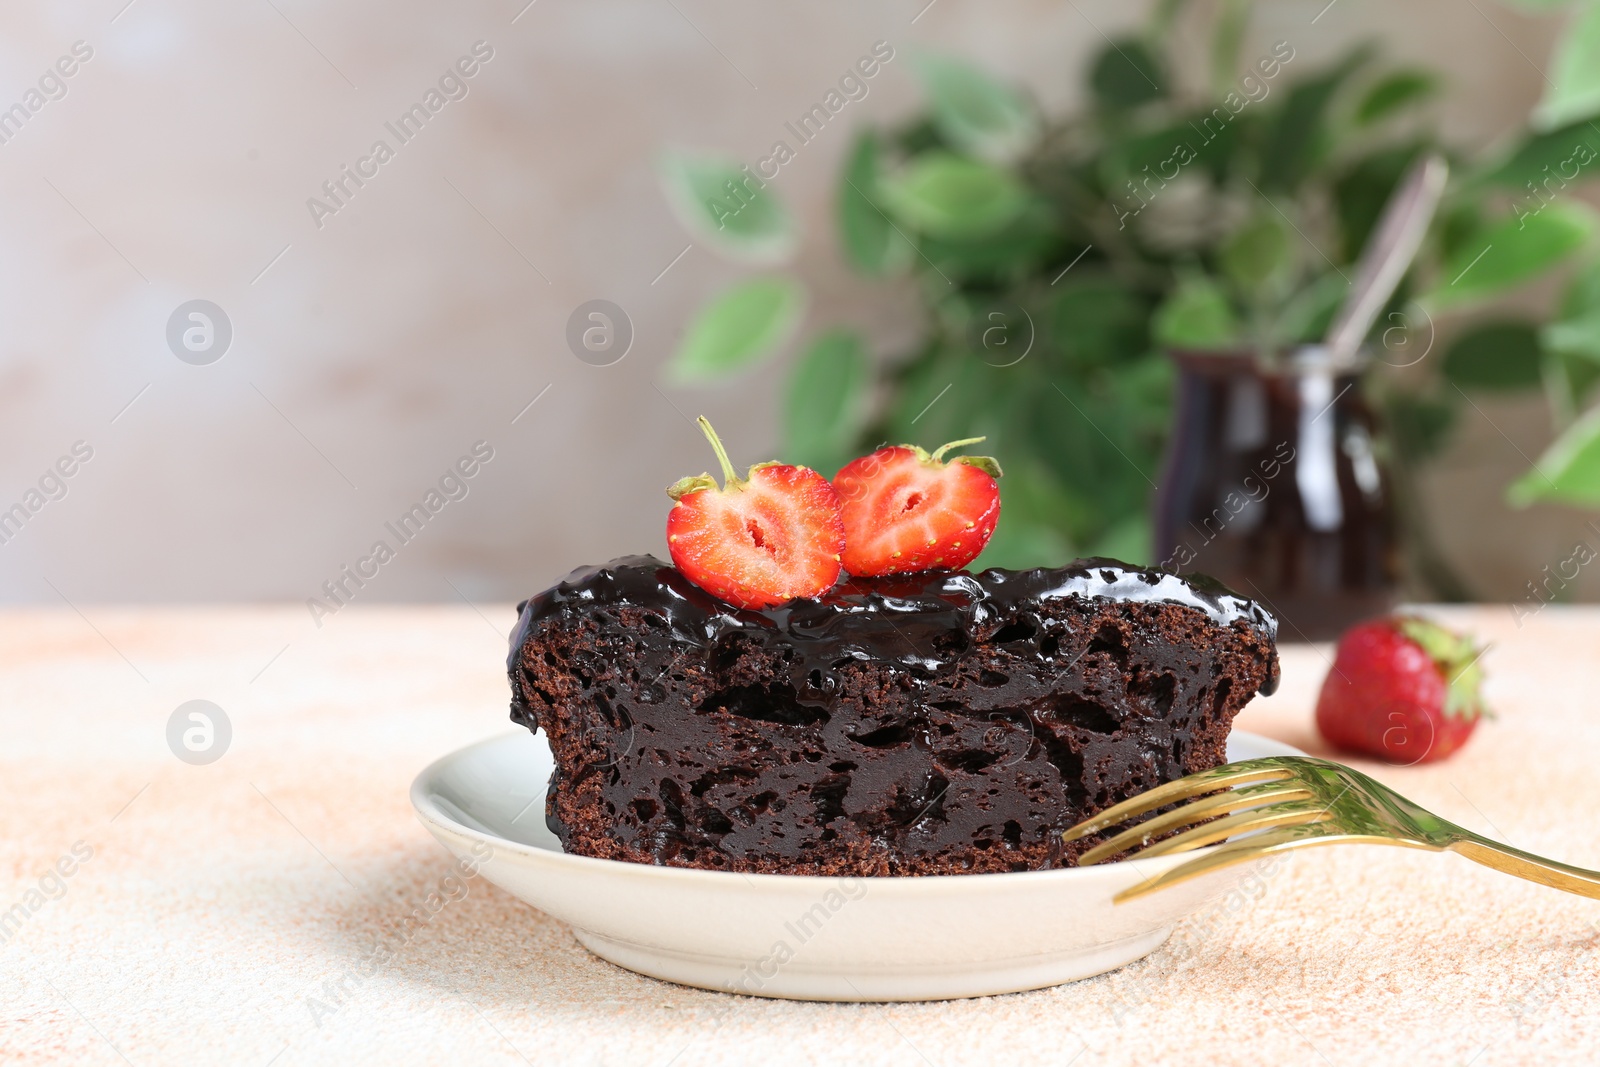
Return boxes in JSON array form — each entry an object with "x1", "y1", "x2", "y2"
[{"x1": 509, "y1": 555, "x2": 1279, "y2": 699}]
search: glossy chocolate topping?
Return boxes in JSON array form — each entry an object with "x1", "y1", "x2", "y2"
[{"x1": 510, "y1": 555, "x2": 1279, "y2": 697}]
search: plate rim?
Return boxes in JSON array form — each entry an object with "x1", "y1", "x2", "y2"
[{"x1": 411, "y1": 728, "x2": 1305, "y2": 893}]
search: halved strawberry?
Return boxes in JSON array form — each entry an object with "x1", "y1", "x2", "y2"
[
  {"x1": 666, "y1": 417, "x2": 845, "y2": 609},
  {"x1": 833, "y1": 438, "x2": 1001, "y2": 577}
]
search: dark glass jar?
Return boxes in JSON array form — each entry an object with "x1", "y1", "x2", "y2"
[{"x1": 1153, "y1": 347, "x2": 1399, "y2": 642}]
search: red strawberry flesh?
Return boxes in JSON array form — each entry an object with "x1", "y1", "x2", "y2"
[
  {"x1": 666, "y1": 417, "x2": 844, "y2": 609},
  {"x1": 834, "y1": 438, "x2": 1001, "y2": 577}
]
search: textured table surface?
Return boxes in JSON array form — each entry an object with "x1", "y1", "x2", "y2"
[{"x1": 3, "y1": 603, "x2": 1598, "y2": 1066}]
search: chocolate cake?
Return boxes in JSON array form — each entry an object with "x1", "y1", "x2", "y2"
[{"x1": 508, "y1": 556, "x2": 1278, "y2": 876}]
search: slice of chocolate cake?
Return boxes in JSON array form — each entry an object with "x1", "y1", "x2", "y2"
[{"x1": 508, "y1": 556, "x2": 1278, "y2": 876}]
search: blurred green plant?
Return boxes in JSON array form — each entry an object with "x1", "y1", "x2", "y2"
[{"x1": 659, "y1": 0, "x2": 1600, "y2": 588}]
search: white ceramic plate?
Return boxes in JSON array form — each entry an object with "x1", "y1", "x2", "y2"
[{"x1": 412, "y1": 729, "x2": 1303, "y2": 1002}]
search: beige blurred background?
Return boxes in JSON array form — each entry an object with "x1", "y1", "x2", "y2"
[{"x1": 0, "y1": 0, "x2": 1591, "y2": 610}]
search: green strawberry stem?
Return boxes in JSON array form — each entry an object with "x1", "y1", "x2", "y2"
[
  {"x1": 905, "y1": 436, "x2": 1004, "y2": 478},
  {"x1": 666, "y1": 416, "x2": 793, "y2": 501},
  {"x1": 697, "y1": 416, "x2": 744, "y2": 490},
  {"x1": 929, "y1": 437, "x2": 987, "y2": 463}
]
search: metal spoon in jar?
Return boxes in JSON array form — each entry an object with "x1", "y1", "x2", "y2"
[{"x1": 1323, "y1": 151, "x2": 1450, "y2": 367}]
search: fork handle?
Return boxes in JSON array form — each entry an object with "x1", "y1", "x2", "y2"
[{"x1": 1450, "y1": 837, "x2": 1600, "y2": 900}]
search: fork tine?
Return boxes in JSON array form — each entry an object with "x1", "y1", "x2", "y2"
[
  {"x1": 1074, "y1": 782, "x2": 1313, "y2": 866},
  {"x1": 1099, "y1": 801, "x2": 1330, "y2": 864},
  {"x1": 1061, "y1": 758, "x2": 1296, "y2": 844},
  {"x1": 1112, "y1": 826, "x2": 1336, "y2": 902},
  {"x1": 1128, "y1": 801, "x2": 1330, "y2": 860}
]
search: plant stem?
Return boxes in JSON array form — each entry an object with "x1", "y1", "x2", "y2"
[
  {"x1": 696, "y1": 416, "x2": 744, "y2": 490},
  {"x1": 930, "y1": 437, "x2": 987, "y2": 462}
]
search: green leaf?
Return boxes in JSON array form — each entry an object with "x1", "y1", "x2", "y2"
[
  {"x1": 1089, "y1": 38, "x2": 1167, "y2": 109},
  {"x1": 782, "y1": 329, "x2": 870, "y2": 475},
  {"x1": 880, "y1": 342, "x2": 1006, "y2": 447},
  {"x1": 1258, "y1": 45, "x2": 1373, "y2": 192},
  {"x1": 1354, "y1": 71, "x2": 1438, "y2": 125},
  {"x1": 974, "y1": 514, "x2": 1075, "y2": 571},
  {"x1": 1561, "y1": 256, "x2": 1600, "y2": 317},
  {"x1": 975, "y1": 447, "x2": 1082, "y2": 562},
  {"x1": 658, "y1": 152, "x2": 795, "y2": 264},
  {"x1": 1558, "y1": 347, "x2": 1600, "y2": 404},
  {"x1": 1384, "y1": 391, "x2": 1458, "y2": 463},
  {"x1": 1105, "y1": 355, "x2": 1177, "y2": 433},
  {"x1": 1152, "y1": 276, "x2": 1240, "y2": 349},
  {"x1": 944, "y1": 292, "x2": 1038, "y2": 368},
  {"x1": 668, "y1": 277, "x2": 805, "y2": 382},
  {"x1": 1547, "y1": 261, "x2": 1600, "y2": 404},
  {"x1": 1098, "y1": 124, "x2": 1201, "y2": 192},
  {"x1": 1273, "y1": 272, "x2": 1349, "y2": 346},
  {"x1": 1083, "y1": 513, "x2": 1152, "y2": 565},
  {"x1": 1441, "y1": 320, "x2": 1545, "y2": 391},
  {"x1": 1209, "y1": 0, "x2": 1249, "y2": 101},
  {"x1": 837, "y1": 132, "x2": 914, "y2": 277},
  {"x1": 917, "y1": 200, "x2": 1058, "y2": 282},
  {"x1": 1150, "y1": 0, "x2": 1192, "y2": 40},
  {"x1": 1098, "y1": 117, "x2": 1246, "y2": 193},
  {"x1": 893, "y1": 116, "x2": 949, "y2": 157},
  {"x1": 879, "y1": 152, "x2": 1029, "y2": 239},
  {"x1": 912, "y1": 53, "x2": 1040, "y2": 163},
  {"x1": 1543, "y1": 309, "x2": 1600, "y2": 361},
  {"x1": 1536, "y1": 2, "x2": 1600, "y2": 130},
  {"x1": 1437, "y1": 200, "x2": 1486, "y2": 264},
  {"x1": 1031, "y1": 378, "x2": 1158, "y2": 541},
  {"x1": 1185, "y1": 105, "x2": 1261, "y2": 184},
  {"x1": 1508, "y1": 404, "x2": 1600, "y2": 507},
  {"x1": 1470, "y1": 119, "x2": 1600, "y2": 192},
  {"x1": 1220, "y1": 214, "x2": 1290, "y2": 288},
  {"x1": 1334, "y1": 143, "x2": 1425, "y2": 261},
  {"x1": 1423, "y1": 203, "x2": 1596, "y2": 308},
  {"x1": 1049, "y1": 276, "x2": 1148, "y2": 370}
]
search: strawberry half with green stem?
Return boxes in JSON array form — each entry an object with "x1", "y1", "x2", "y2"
[
  {"x1": 833, "y1": 437, "x2": 1002, "y2": 577},
  {"x1": 1315, "y1": 615, "x2": 1491, "y2": 765},
  {"x1": 666, "y1": 416, "x2": 845, "y2": 609}
]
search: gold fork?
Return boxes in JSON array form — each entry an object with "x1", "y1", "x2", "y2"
[{"x1": 1062, "y1": 756, "x2": 1600, "y2": 903}]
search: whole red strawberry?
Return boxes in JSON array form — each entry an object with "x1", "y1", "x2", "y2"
[
  {"x1": 1315, "y1": 615, "x2": 1489, "y2": 765},
  {"x1": 833, "y1": 438, "x2": 1001, "y2": 577},
  {"x1": 666, "y1": 417, "x2": 845, "y2": 609}
]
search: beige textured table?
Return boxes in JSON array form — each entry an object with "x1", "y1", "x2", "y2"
[{"x1": 3, "y1": 603, "x2": 1599, "y2": 1065}]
